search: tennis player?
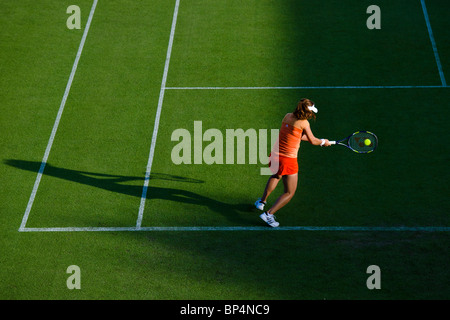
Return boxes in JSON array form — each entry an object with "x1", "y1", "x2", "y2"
[{"x1": 255, "y1": 99, "x2": 331, "y2": 227}]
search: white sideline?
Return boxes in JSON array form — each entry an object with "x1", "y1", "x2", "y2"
[
  {"x1": 136, "y1": 0, "x2": 181, "y2": 229},
  {"x1": 420, "y1": 0, "x2": 446, "y2": 87},
  {"x1": 19, "y1": 0, "x2": 99, "y2": 232}
]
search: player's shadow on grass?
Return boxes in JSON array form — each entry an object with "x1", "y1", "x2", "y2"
[{"x1": 5, "y1": 159, "x2": 255, "y2": 225}]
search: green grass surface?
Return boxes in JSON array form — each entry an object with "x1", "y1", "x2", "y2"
[{"x1": 1, "y1": 0, "x2": 449, "y2": 300}]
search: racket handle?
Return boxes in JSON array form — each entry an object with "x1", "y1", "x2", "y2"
[{"x1": 330, "y1": 141, "x2": 336, "y2": 145}]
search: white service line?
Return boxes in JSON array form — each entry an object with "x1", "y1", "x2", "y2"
[
  {"x1": 19, "y1": 0, "x2": 98, "y2": 232},
  {"x1": 136, "y1": 0, "x2": 181, "y2": 229}
]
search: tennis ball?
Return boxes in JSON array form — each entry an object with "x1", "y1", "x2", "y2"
[{"x1": 364, "y1": 139, "x2": 371, "y2": 146}]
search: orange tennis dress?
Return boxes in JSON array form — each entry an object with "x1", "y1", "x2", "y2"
[{"x1": 269, "y1": 121, "x2": 303, "y2": 175}]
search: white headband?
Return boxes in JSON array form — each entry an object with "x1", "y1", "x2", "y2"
[{"x1": 308, "y1": 105, "x2": 318, "y2": 113}]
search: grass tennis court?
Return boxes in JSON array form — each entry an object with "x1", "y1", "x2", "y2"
[{"x1": 1, "y1": 0, "x2": 449, "y2": 300}]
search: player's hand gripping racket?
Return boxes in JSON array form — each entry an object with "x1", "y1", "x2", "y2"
[{"x1": 330, "y1": 131, "x2": 378, "y2": 153}]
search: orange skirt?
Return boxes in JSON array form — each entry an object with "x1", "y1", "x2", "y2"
[{"x1": 269, "y1": 154, "x2": 298, "y2": 176}]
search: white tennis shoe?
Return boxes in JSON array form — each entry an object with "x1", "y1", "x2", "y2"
[
  {"x1": 254, "y1": 198, "x2": 266, "y2": 211},
  {"x1": 260, "y1": 212, "x2": 279, "y2": 228}
]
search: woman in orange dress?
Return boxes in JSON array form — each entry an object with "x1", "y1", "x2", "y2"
[{"x1": 256, "y1": 98, "x2": 331, "y2": 227}]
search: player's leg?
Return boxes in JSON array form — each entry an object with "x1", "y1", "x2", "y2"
[
  {"x1": 261, "y1": 174, "x2": 281, "y2": 202},
  {"x1": 255, "y1": 174, "x2": 281, "y2": 210},
  {"x1": 260, "y1": 173, "x2": 297, "y2": 227},
  {"x1": 266, "y1": 173, "x2": 298, "y2": 215}
]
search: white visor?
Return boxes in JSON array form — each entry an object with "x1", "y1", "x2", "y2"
[{"x1": 308, "y1": 105, "x2": 318, "y2": 113}]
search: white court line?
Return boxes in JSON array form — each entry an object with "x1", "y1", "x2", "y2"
[
  {"x1": 19, "y1": 226, "x2": 450, "y2": 232},
  {"x1": 18, "y1": 0, "x2": 449, "y2": 233},
  {"x1": 421, "y1": 0, "x2": 447, "y2": 87},
  {"x1": 166, "y1": 0, "x2": 450, "y2": 92},
  {"x1": 166, "y1": 85, "x2": 448, "y2": 90},
  {"x1": 136, "y1": 0, "x2": 181, "y2": 229},
  {"x1": 18, "y1": 0, "x2": 98, "y2": 232}
]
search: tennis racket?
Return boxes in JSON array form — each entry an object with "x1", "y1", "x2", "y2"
[{"x1": 330, "y1": 131, "x2": 378, "y2": 153}]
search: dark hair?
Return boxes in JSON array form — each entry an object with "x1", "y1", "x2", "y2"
[{"x1": 293, "y1": 98, "x2": 316, "y2": 120}]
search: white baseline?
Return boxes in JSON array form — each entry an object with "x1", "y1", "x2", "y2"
[{"x1": 19, "y1": 226, "x2": 450, "y2": 232}]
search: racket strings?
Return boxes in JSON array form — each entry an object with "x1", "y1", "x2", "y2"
[{"x1": 349, "y1": 132, "x2": 377, "y2": 152}]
